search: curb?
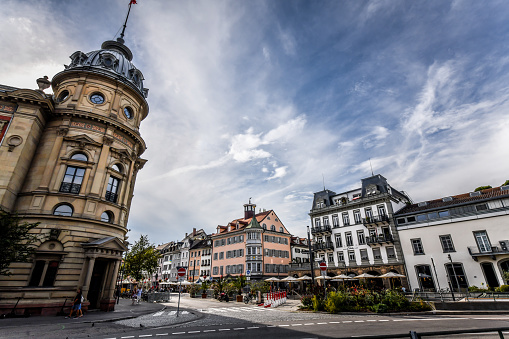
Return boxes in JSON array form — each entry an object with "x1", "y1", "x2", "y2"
[{"x1": 82, "y1": 304, "x2": 167, "y2": 324}]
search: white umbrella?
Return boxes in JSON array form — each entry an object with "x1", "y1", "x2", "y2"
[
  {"x1": 280, "y1": 276, "x2": 299, "y2": 282},
  {"x1": 332, "y1": 274, "x2": 352, "y2": 279},
  {"x1": 315, "y1": 275, "x2": 332, "y2": 280},
  {"x1": 265, "y1": 277, "x2": 281, "y2": 282},
  {"x1": 179, "y1": 280, "x2": 194, "y2": 285},
  {"x1": 297, "y1": 275, "x2": 312, "y2": 281},
  {"x1": 380, "y1": 272, "x2": 405, "y2": 278},
  {"x1": 354, "y1": 273, "x2": 379, "y2": 279}
]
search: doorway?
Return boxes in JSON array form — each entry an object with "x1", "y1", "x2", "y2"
[
  {"x1": 481, "y1": 262, "x2": 499, "y2": 288},
  {"x1": 87, "y1": 260, "x2": 108, "y2": 309}
]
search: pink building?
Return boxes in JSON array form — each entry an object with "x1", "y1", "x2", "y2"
[{"x1": 211, "y1": 201, "x2": 292, "y2": 280}]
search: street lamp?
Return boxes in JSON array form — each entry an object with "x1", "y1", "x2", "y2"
[{"x1": 307, "y1": 226, "x2": 315, "y2": 288}]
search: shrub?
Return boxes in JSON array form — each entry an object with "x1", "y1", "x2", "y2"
[
  {"x1": 380, "y1": 290, "x2": 410, "y2": 312},
  {"x1": 369, "y1": 303, "x2": 388, "y2": 313},
  {"x1": 312, "y1": 295, "x2": 325, "y2": 312},
  {"x1": 409, "y1": 299, "x2": 433, "y2": 312},
  {"x1": 324, "y1": 291, "x2": 354, "y2": 313},
  {"x1": 300, "y1": 295, "x2": 313, "y2": 310},
  {"x1": 468, "y1": 285, "x2": 488, "y2": 292},
  {"x1": 474, "y1": 185, "x2": 492, "y2": 192},
  {"x1": 498, "y1": 285, "x2": 509, "y2": 292}
]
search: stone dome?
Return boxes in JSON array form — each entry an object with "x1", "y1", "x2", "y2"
[{"x1": 63, "y1": 38, "x2": 148, "y2": 99}]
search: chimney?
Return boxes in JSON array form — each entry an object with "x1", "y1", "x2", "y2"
[
  {"x1": 193, "y1": 228, "x2": 196, "y2": 236},
  {"x1": 185, "y1": 233, "x2": 188, "y2": 237}
]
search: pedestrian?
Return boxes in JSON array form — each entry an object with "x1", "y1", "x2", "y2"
[
  {"x1": 66, "y1": 287, "x2": 83, "y2": 319},
  {"x1": 131, "y1": 287, "x2": 137, "y2": 305},
  {"x1": 136, "y1": 287, "x2": 142, "y2": 304}
]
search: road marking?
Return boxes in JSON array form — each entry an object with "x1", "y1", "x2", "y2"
[
  {"x1": 279, "y1": 324, "x2": 290, "y2": 327},
  {"x1": 247, "y1": 327, "x2": 259, "y2": 329},
  {"x1": 168, "y1": 311, "x2": 176, "y2": 315},
  {"x1": 156, "y1": 334, "x2": 168, "y2": 336},
  {"x1": 378, "y1": 320, "x2": 389, "y2": 322},
  {"x1": 121, "y1": 337, "x2": 135, "y2": 339},
  {"x1": 172, "y1": 332, "x2": 185, "y2": 335},
  {"x1": 188, "y1": 331, "x2": 200, "y2": 334},
  {"x1": 267, "y1": 325, "x2": 277, "y2": 328},
  {"x1": 292, "y1": 324, "x2": 303, "y2": 326},
  {"x1": 329, "y1": 321, "x2": 340, "y2": 324},
  {"x1": 203, "y1": 330, "x2": 216, "y2": 332},
  {"x1": 140, "y1": 336, "x2": 153, "y2": 338},
  {"x1": 317, "y1": 322, "x2": 327, "y2": 325},
  {"x1": 153, "y1": 311, "x2": 164, "y2": 317},
  {"x1": 343, "y1": 321, "x2": 353, "y2": 323},
  {"x1": 473, "y1": 317, "x2": 509, "y2": 320},
  {"x1": 354, "y1": 320, "x2": 364, "y2": 323},
  {"x1": 234, "y1": 328, "x2": 245, "y2": 330},
  {"x1": 219, "y1": 328, "x2": 230, "y2": 331},
  {"x1": 304, "y1": 323, "x2": 315, "y2": 325},
  {"x1": 367, "y1": 320, "x2": 377, "y2": 322}
]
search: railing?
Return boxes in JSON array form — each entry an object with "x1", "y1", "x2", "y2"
[
  {"x1": 362, "y1": 215, "x2": 390, "y2": 226},
  {"x1": 313, "y1": 242, "x2": 334, "y2": 250},
  {"x1": 105, "y1": 191, "x2": 118, "y2": 203},
  {"x1": 468, "y1": 245, "x2": 509, "y2": 256},
  {"x1": 332, "y1": 327, "x2": 509, "y2": 339},
  {"x1": 59, "y1": 182, "x2": 81, "y2": 194},
  {"x1": 366, "y1": 234, "x2": 394, "y2": 244},
  {"x1": 311, "y1": 225, "x2": 332, "y2": 234}
]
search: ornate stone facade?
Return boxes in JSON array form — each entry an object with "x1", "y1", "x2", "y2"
[{"x1": 0, "y1": 37, "x2": 148, "y2": 316}]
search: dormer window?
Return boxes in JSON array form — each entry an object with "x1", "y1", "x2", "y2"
[{"x1": 100, "y1": 52, "x2": 118, "y2": 70}]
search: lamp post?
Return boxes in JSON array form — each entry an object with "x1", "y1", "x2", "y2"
[
  {"x1": 448, "y1": 254, "x2": 460, "y2": 300},
  {"x1": 307, "y1": 226, "x2": 315, "y2": 289}
]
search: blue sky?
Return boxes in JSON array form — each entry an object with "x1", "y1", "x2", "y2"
[{"x1": 2, "y1": 0, "x2": 509, "y2": 245}]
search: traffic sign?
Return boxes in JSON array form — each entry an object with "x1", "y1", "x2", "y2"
[
  {"x1": 319, "y1": 262, "x2": 327, "y2": 271},
  {"x1": 177, "y1": 267, "x2": 186, "y2": 277},
  {"x1": 246, "y1": 270, "x2": 251, "y2": 276}
]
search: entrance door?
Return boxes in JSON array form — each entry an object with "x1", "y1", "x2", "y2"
[
  {"x1": 88, "y1": 260, "x2": 108, "y2": 309},
  {"x1": 481, "y1": 262, "x2": 499, "y2": 288},
  {"x1": 415, "y1": 265, "x2": 435, "y2": 291}
]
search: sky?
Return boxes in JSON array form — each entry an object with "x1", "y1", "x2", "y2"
[{"x1": 2, "y1": 0, "x2": 509, "y2": 245}]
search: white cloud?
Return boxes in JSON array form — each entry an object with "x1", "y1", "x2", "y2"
[{"x1": 266, "y1": 166, "x2": 288, "y2": 180}]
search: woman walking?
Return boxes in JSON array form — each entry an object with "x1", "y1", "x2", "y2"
[{"x1": 66, "y1": 288, "x2": 83, "y2": 318}]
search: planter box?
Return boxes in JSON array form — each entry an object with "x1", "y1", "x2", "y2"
[
  {"x1": 236, "y1": 295, "x2": 243, "y2": 302},
  {"x1": 202, "y1": 293, "x2": 207, "y2": 299}
]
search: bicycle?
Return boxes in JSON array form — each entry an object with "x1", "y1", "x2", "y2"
[{"x1": 243, "y1": 293, "x2": 254, "y2": 304}]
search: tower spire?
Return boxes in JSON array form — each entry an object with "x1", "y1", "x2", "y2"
[{"x1": 119, "y1": 0, "x2": 137, "y2": 43}]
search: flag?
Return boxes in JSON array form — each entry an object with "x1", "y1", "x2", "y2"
[{"x1": 130, "y1": 0, "x2": 137, "y2": 4}]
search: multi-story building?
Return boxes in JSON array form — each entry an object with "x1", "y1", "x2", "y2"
[
  {"x1": 395, "y1": 185, "x2": 509, "y2": 292},
  {"x1": 211, "y1": 201, "x2": 292, "y2": 280},
  {"x1": 188, "y1": 236, "x2": 212, "y2": 282},
  {"x1": 167, "y1": 241, "x2": 182, "y2": 282},
  {"x1": 290, "y1": 236, "x2": 310, "y2": 265},
  {"x1": 154, "y1": 242, "x2": 173, "y2": 284},
  {"x1": 0, "y1": 31, "x2": 149, "y2": 314},
  {"x1": 308, "y1": 174, "x2": 411, "y2": 287}
]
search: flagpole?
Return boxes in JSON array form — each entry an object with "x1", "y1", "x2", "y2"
[{"x1": 120, "y1": 1, "x2": 135, "y2": 41}]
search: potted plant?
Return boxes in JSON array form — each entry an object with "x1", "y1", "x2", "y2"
[
  {"x1": 233, "y1": 275, "x2": 246, "y2": 302},
  {"x1": 188, "y1": 284, "x2": 200, "y2": 298},
  {"x1": 201, "y1": 280, "x2": 210, "y2": 298}
]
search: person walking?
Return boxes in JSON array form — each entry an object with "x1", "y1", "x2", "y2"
[
  {"x1": 136, "y1": 287, "x2": 142, "y2": 304},
  {"x1": 66, "y1": 288, "x2": 82, "y2": 318},
  {"x1": 131, "y1": 287, "x2": 138, "y2": 305}
]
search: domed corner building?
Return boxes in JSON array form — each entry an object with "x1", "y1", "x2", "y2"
[{"x1": 0, "y1": 36, "x2": 149, "y2": 316}]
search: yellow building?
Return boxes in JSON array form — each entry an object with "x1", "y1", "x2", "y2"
[{"x1": 0, "y1": 36, "x2": 148, "y2": 315}]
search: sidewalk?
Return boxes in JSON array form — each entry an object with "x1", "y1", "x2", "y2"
[{"x1": 0, "y1": 298, "x2": 168, "y2": 328}]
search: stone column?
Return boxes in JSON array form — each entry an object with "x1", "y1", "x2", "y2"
[
  {"x1": 38, "y1": 126, "x2": 68, "y2": 191},
  {"x1": 89, "y1": 135, "x2": 112, "y2": 196},
  {"x1": 106, "y1": 260, "x2": 121, "y2": 299},
  {"x1": 81, "y1": 257, "x2": 96, "y2": 299}
]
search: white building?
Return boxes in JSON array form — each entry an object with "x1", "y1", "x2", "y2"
[
  {"x1": 290, "y1": 236, "x2": 310, "y2": 265},
  {"x1": 309, "y1": 174, "x2": 411, "y2": 286},
  {"x1": 395, "y1": 185, "x2": 509, "y2": 291}
]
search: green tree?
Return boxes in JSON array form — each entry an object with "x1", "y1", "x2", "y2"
[
  {"x1": 124, "y1": 235, "x2": 160, "y2": 282},
  {"x1": 502, "y1": 180, "x2": 509, "y2": 187},
  {"x1": 474, "y1": 185, "x2": 492, "y2": 192},
  {"x1": 0, "y1": 208, "x2": 39, "y2": 276},
  {"x1": 233, "y1": 274, "x2": 246, "y2": 295}
]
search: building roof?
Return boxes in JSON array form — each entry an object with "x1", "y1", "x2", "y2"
[
  {"x1": 214, "y1": 210, "x2": 272, "y2": 236},
  {"x1": 395, "y1": 186, "x2": 509, "y2": 216}
]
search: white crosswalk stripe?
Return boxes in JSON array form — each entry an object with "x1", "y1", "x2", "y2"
[
  {"x1": 196, "y1": 306, "x2": 272, "y2": 313},
  {"x1": 152, "y1": 310, "x2": 189, "y2": 317}
]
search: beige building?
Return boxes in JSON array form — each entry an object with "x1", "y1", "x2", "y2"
[{"x1": 0, "y1": 36, "x2": 149, "y2": 315}]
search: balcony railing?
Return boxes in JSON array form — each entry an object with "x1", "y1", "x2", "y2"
[
  {"x1": 366, "y1": 234, "x2": 394, "y2": 245},
  {"x1": 59, "y1": 182, "x2": 81, "y2": 194},
  {"x1": 105, "y1": 191, "x2": 118, "y2": 203},
  {"x1": 468, "y1": 245, "x2": 509, "y2": 261},
  {"x1": 311, "y1": 225, "x2": 332, "y2": 234},
  {"x1": 313, "y1": 242, "x2": 334, "y2": 251},
  {"x1": 363, "y1": 215, "x2": 390, "y2": 227}
]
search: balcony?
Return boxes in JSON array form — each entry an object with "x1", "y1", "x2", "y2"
[
  {"x1": 105, "y1": 191, "x2": 118, "y2": 203},
  {"x1": 311, "y1": 225, "x2": 332, "y2": 234},
  {"x1": 313, "y1": 242, "x2": 334, "y2": 251},
  {"x1": 362, "y1": 215, "x2": 390, "y2": 227},
  {"x1": 366, "y1": 234, "x2": 394, "y2": 245},
  {"x1": 468, "y1": 245, "x2": 509, "y2": 261}
]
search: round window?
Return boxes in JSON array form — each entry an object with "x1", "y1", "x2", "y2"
[
  {"x1": 101, "y1": 211, "x2": 113, "y2": 223},
  {"x1": 124, "y1": 107, "x2": 133, "y2": 119},
  {"x1": 90, "y1": 93, "x2": 105, "y2": 104},
  {"x1": 104, "y1": 58, "x2": 113, "y2": 67},
  {"x1": 57, "y1": 90, "x2": 70, "y2": 103}
]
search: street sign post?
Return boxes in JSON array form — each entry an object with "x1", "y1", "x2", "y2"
[
  {"x1": 177, "y1": 267, "x2": 187, "y2": 316},
  {"x1": 319, "y1": 262, "x2": 327, "y2": 296}
]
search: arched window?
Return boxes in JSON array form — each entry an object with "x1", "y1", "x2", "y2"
[
  {"x1": 101, "y1": 211, "x2": 114, "y2": 223},
  {"x1": 262, "y1": 223, "x2": 267, "y2": 230},
  {"x1": 71, "y1": 152, "x2": 88, "y2": 161},
  {"x1": 105, "y1": 176, "x2": 120, "y2": 203},
  {"x1": 271, "y1": 225, "x2": 276, "y2": 231},
  {"x1": 112, "y1": 164, "x2": 123, "y2": 173},
  {"x1": 279, "y1": 227, "x2": 284, "y2": 233},
  {"x1": 53, "y1": 204, "x2": 73, "y2": 217}
]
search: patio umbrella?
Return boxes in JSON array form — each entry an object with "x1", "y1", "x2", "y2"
[
  {"x1": 280, "y1": 276, "x2": 299, "y2": 282},
  {"x1": 332, "y1": 274, "x2": 352, "y2": 279},
  {"x1": 380, "y1": 272, "x2": 405, "y2": 289},
  {"x1": 179, "y1": 280, "x2": 194, "y2": 285},
  {"x1": 354, "y1": 273, "x2": 378, "y2": 279},
  {"x1": 297, "y1": 275, "x2": 312, "y2": 281},
  {"x1": 265, "y1": 277, "x2": 280, "y2": 291}
]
